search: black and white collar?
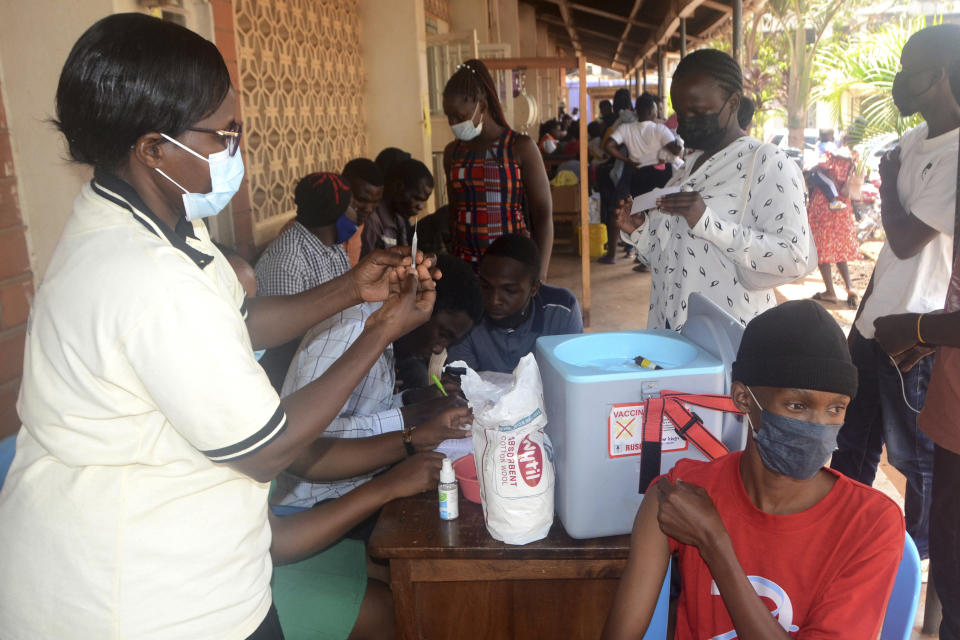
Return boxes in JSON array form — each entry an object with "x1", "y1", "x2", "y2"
[{"x1": 91, "y1": 172, "x2": 214, "y2": 269}]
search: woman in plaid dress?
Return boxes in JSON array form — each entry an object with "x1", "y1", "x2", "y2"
[{"x1": 442, "y1": 59, "x2": 554, "y2": 281}]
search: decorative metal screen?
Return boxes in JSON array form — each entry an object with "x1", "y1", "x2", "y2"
[{"x1": 234, "y1": 0, "x2": 366, "y2": 224}]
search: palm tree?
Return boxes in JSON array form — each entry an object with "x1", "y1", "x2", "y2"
[
  {"x1": 813, "y1": 16, "x2": 927, "y2": 152},
  {"x1": 767, "y1": 0, "x2": 853, "y2": 148}
]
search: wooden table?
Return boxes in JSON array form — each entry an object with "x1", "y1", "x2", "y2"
[{"x1": 369, "y1": 493, "x2": 631, "y2": 640}]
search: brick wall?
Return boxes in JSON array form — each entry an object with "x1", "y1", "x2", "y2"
[
  {"x1": 0, "y1": 79, "x2": 32, "y2": 440},
  {"x1": 211, "y1": 0, "x2": 256, "y2": 260}
]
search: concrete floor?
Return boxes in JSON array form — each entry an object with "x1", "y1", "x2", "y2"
[
  {"x1": 548, "y1": 247, "x2": 938, "y2": 638},
  {"x1": 547, "y1": 248, "x2": 652, "y2": 333}
]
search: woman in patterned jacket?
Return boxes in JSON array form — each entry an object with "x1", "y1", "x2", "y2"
[{"x1": 617, "y1": 49, "x2": 811, "y2": 330}]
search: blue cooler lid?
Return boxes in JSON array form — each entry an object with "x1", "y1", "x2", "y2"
[
  {"x1": 681, "y1": 292, "x2": 744, "y2": 386},
  {"x1": 536, "y1": 293, "x2": 742, "y2": 382},
  {"x1": 535, "y1": 293, "x2": 745, "y2": 447}
]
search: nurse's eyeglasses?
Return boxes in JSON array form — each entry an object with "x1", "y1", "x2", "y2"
[{"x1": 186, "y1": 121, "x2": 243, "y2": 156}]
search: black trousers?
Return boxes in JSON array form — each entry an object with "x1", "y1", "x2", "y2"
[
  {"x1": 932, "y1": 444, "x2": 960, "y2": 640},
  {"x1": 625, "y1": 164, "x2": 673, "y2": 198},
  {"x1": 247, "y1": 605, "x2": 285, "y2": 640}
]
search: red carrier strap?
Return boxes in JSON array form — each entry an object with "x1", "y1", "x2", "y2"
[
  {"x1": 638, "y1": 398, "x2": 665, "y2": 493},
  {"x1": 638, "y1": 392, "x2": 743, "y2": 493}
]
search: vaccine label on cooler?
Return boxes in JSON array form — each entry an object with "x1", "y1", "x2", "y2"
[{"x1": 607, "y1": 402, "x2": 688, "y2": 459}]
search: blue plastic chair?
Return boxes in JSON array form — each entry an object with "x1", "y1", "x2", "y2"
[
  {"x1": 880, "y1": 533, "x2": 922, "y2": 640},
  {"x1": 641, "y1": 559, "x2": 671, "y2": 640},
  {"x1": 0, "y1": 434, "x2": 16, "y2": 489}
]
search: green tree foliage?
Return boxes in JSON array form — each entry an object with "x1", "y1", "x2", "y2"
[
  {"x1": 814, "y1": 15, "x2": 927, "y2": 148},
  {"x1": 709, "y1": 14, "x2": 787, "y2": 133},
  {"x1": 767, "y1": 0, "x2": 859, "y2": 147}
]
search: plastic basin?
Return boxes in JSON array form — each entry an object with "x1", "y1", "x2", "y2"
[{"x1": 452, "y1": 455, "x2": 481, "y2": 504}]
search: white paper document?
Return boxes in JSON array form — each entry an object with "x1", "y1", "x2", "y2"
[{"x1": 630, "y1": 185, "x2": 683, "y2": 215}]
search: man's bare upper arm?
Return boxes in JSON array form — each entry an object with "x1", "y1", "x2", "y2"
[{"x1": 602, "y1": 489, "x2": 672, "y2": 640}]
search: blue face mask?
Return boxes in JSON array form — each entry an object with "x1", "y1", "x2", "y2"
[
  {"x1": 156, "y1": 134, "x2": 245, "y2": 221},
  {"x1": 335, "y1": 214, "x2": 358, "y2": 244},
  {"x1": 451, "y1": 103, "x2": 483, "y2": 141},
  {"x1": 253, "y1": 348, "x2": 266, "y2": 361},
  {"x1": 747, "y1": 388, "x2": 841, "y2": 481}
]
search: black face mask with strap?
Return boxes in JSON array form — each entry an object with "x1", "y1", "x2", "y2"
[{"x1": 677, "y1": 92, "x2": 734, "y2": 151}]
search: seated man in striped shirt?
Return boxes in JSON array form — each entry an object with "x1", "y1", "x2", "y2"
[
  {"x1": 448, "y1": 234, "x2": 583, "y2": 373},
  {"x1": 254, "y1": 172, "x2": 353, "y2": 390},
  {"x1": 272, "y1": 255, "x2": 483, "y2": 510}
]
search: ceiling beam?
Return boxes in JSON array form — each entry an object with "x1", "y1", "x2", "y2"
[
  {"x1": 538, "y1": 15, "x2": 623, "y2": 44},
  {"x1": 540, "y1": 0, "x2": 658, "y2": 30},
  {"x1": 701, "y1": 0, "x2": 732, "y2": 12},
  {"x1": 612, "y1": 0, "x2": 646, "y2": 66},
  {"x1": 697, "y1": 0, "x2": 766, "y2": 43},
  {"x1": 695, "y1": 11, "x2": 734, "y2": 44},
  {"x1": 555, "y1": 0, "x2": 582, "y2": 57},
  {"x1": 480, "y1": 56, "x2": 580, "y2": 71},
  {"x1": 543, "y1": 26, "x2": 621, "y2": 69},
  {"x1": 628, "y1": 0, "x2": 712, "y2": 70}
]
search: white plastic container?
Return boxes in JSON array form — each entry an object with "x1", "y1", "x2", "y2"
[
  {"x1": 438, "y1": 457, "x2": 459, "y2": 520},
  {"x1": 535, "y1": 294, "x2": 744, "y2": 539}
]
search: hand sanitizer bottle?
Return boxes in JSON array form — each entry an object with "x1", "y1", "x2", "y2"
[{"x1": 438, "y1": 457, "x2": 459, "y2": 520}]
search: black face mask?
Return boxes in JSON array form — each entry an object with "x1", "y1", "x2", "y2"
[
  {"x1": 892, "y1": 70, "x2": 938, "y2": 117},
  {"x1": 677, "y1": 96, "x2": 733, "y2": 151}
]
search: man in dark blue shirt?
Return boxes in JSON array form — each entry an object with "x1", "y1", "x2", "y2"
[{"x1": 448, "y1": 234, "x2": 583, "y2": 372}]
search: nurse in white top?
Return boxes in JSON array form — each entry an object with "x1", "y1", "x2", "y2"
[
  {"x1": 0, "y1": 14, "x2": 436, "y2": 640},
  {"x1": 617, "y1": 49, "x2": 810, "y2": 330}
]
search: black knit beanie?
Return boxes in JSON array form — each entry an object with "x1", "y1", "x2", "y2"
[
  {"x1": 732, "y1": 300, "x2": 858, "y2": 399},
  {"x1": 294, "y1": 172, "x2": 351, "y2": 228}
]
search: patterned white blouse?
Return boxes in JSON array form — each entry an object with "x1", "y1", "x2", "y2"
[{"x1": 622, "y1": 136, "x2": 810, "y2": 330}]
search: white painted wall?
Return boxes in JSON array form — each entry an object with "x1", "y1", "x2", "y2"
[
  {"x1": 0, "y1": 1, "x2": 217, "y2": 280},
  {"x1": 449, "y1": 0, "x2": 490, "y2": 43},
  {"x1": 359, "y1": 0, "x2": 431, "y2": 166},
  {"x1": 0, "y1": 1, "x2": 116, "y2": 281}
]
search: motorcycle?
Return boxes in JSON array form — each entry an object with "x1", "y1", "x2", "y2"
[{"x1": 853, "y1": 178, "x2": 882, "y2": 244}]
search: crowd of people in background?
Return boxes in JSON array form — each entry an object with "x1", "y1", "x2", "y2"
[{"x1": 2, "y1": 10, "x2": 960, "y2": 640}]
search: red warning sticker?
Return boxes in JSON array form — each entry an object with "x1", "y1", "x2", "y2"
[{"x1": 608, "y1": 403, "x2": 688, "y2": 458}]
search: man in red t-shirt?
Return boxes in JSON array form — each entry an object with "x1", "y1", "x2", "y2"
[{"x1": 604, "y1": 300, "x2": 905, "y2": 640}]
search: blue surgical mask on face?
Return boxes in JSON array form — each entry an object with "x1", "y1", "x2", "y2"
[
  {"x1": 156, "y1": 134, "x2": 245, "y2": 221},
  {"x1": 335, "y1": 213, "x2": 358, "y2": 244},
  {"x1": 253, "y1": 348, "x2": 266, "y2": 361},
  {"x1": 747, "y1": 387, "x2": 841, "y2": 481},
  {"x1": 451, "y1": 103, "x2": 483, "y2": 141}
]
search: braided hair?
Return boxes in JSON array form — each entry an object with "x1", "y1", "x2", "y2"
[
  {"x1": 612, "y1": 88, "x2": 633, "y2": 113},
  {"x1": 294, "y1": 172, "x2": 351, "y2": 228},
  {"x1": 737, "y1": 95, "x2": 756, "y2": 130},
  {"x1": 672, "y1": 49, "x2": 743, "y2": 99},
  {"x1": 443, "y1": 59, "x2": 508, "y2": 128}
]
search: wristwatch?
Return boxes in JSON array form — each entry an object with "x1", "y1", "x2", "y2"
[{"x1": 401, "y1": 426, "x2": 417, "y2": 457}]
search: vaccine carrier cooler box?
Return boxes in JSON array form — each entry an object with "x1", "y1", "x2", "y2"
[{"x1": 535, "y1": 294, "x2": 744, "y2": 539}]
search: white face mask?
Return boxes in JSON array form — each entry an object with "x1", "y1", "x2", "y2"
[
  {"x1": 155, "y1": 134, "x2": 245, "y2": 221},
  {"x1": 451, "y1": 102, "x2": 483, "y2": 141}
]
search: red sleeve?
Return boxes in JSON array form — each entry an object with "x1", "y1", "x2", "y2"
[
  {"x1": 659, "y1": 458, "x2": 707, "y2": 554},
  {"x1": 797, "y1": 502, "x2": 905, "y2": 639}
]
